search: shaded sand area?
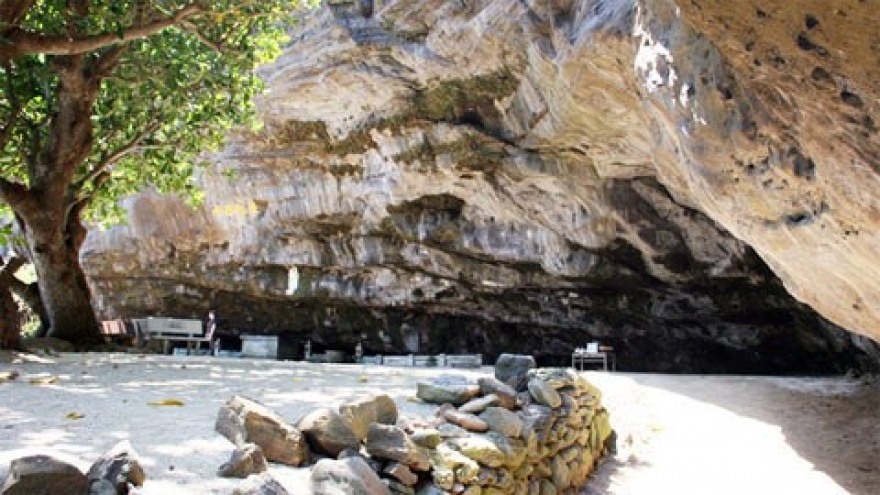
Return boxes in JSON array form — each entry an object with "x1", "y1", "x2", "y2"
[{"x1": 0, "y1": 353, "x2": 877, "y2": 494}]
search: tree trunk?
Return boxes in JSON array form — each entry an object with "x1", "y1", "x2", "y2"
[
  {"x1": 0, "y1": 285, "x2": 20, "y2": 349},
  {"x1": 24, "y1": 216, "x2": 103, "y2": 348},
  {"x1": 22, "y1": 281, "x2": 50, "y2": 337},
  {"x1": 1, "y1": 256, "x2": 51, "y2": 336}
]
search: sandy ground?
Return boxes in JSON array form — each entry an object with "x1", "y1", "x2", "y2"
[{"x1": 0, "y1": 352, "x2": 877, "y2": 494}]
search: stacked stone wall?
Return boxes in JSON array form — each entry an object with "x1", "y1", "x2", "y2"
[
  {"x1": 416, "y1": 366, "x2": 613, "y2": 494},
  {"x1": 216, "y1": 354, "x2": 614, "y2": 494}
]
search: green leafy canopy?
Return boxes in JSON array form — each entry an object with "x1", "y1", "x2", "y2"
[{"x1": 0, "y1": 0, "x2": 310, "y2": 227}]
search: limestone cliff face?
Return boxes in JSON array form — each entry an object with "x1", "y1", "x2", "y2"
[{"x1": 83, "y1": 0, "x2": 879, "y2": 372}]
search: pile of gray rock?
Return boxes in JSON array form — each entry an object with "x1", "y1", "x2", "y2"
[
  {"x1": 0, "y1": 441, "x2": 145, "y2": 495},
  {"x1": 215, "y1": 354, "x2": 614, "y2": 494}
]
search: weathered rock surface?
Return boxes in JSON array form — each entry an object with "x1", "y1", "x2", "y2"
[
  {"x1": 442, "y1": 409, "x2": 490, "y2": 433},
  {"x1": 217, "y1": 444, "x2": 269, "y2": 479},
  {"x1": 478, "y1": 377, "x2": 518, "y2": 410},
  {"x1": 1, "y1": 455, "x2": 89, "y2": 495},
  {"x1": 310, "y1": 456, "x2": 391, "y2": 495},
  {"x1": 458, "y1": 394, "x2": 501, "y2": 415},
  {"x1": 297, "y1": 407, "x2": 361, "y2": 458},
  {"x1": 528, "y1": 379, "x2": 562, "y2": 409},
  {"x1": 232, "y1": 474, "x2": 289, "y2": 495},
  {"x1": 82, "y1": 0, "x2": 880, "y2": 372},
  {"x1": 86, "y1": 440, "x2": 146, "y2": 493},
  {"x1": 479, "y1": 407, "x2": 524, "y2": 439},
  {"x1": 495, "y1": 355, "x2": 536, "y2": 392},
  {"x1": 339, "y1": 394, "x2": 399, "y2": 440},
  {"x1": 215, "y1": 396, "x2": 310, "y2": 466},
  {"x1": 365, "y1": 423, "x2": 431, "y2": 471},
  {"x1": 417, "y1": 375, "x2": 481, "y2": 405}
]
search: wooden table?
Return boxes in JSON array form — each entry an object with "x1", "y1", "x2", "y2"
[{"x1": 572, "y1": 349, "x2": 615, "y2": 371}]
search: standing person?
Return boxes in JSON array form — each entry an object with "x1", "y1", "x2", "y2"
[{"x1": 205, "y1": 310, "x2": 218, "y2": 356}]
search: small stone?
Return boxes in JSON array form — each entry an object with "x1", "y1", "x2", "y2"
[
  {"x1": 528, "y1": 378, "x2": 562, "y2": 408},
  {"x1": 217, "y1": 443, "x2": 269, "y2": 478},
  {"x1": 539, "y1": 478, "x2": 557, "y2": 495},
  {"x1": 477, "y1": 377, "x2": 517, "y2": 410},
  {"x1": 427, "y1": 444, "x2": 480, "y2": 483},
  {"x1": 443, "y1": 409, "x2": 489, "y2": 432},
  {"x1": 458, "y1": 394, "x2": 500, "y2": 414},
  {"x1": 416, "y1": 375, "x2": 481, "y2": 405},
  {"x1": 310, "y1": 456, "x2": 390, "y2": 495},
  {"x1": 551, "y1": 456, "x2": 572, "y2": 489},
  {"x1": 89, "y1": 478, "x2": 118, "y2": 495},
  {"x1": 409, "y1": 428, "x2": 441, "y2": 448},
  {"x1": 436, "y1": 422, "x2": 472, "y2": 439},
  {"x1": 484, "y1": 432, "x2": 527, "y2": 469},
  {"x1": 435, "y1": 403, "x2": 455, "y2": 418},
  {"x1": 233, "y1": 473, "x2": 289, "y2": 495},
  {"x1": 445, "y1": 435, "x2": 505, "y2": 468},
  {"x1": 336, "y1": 447, "x2": 363, "y2": 459},
  {"x1": 478, "y1": 407, "x2": 524, "y2": 438},
  {"x1": 384, "y1": 462, "x2": 418, "y2": 486},
  {"x1": 415, "y1": 484, "x2": 447, "y2": 495},
  {"x1": 528, "y1": 368, "x2": 578, "y2": 390},
  {"x1": 384, "y1": 478, "x2": 416, "y2": 494}
]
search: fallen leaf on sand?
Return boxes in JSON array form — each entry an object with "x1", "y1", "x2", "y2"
[
  {"x1": 0, "y1": 370, "x2": 19, "y2": 382},
  {"x1": 65, "y1": 412, "x2": 85, "y2": 420},
  {"x1": 148, "y1": 399, "x2": 185, "y2": 407},
  {"x1": 29, "y1": 375, "x2": 59, "y2": 385}
]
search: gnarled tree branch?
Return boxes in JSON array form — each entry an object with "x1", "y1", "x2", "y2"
[{"x1": 0, "y1": 3, "x2": 204, "y2": 62}]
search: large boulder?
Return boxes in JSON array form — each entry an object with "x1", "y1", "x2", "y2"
[
  {"x1": 1, "y1": 455, "x2": 89, "y2": 495},
  {"x1": 338, "y1": 394, "x2": 398, "y2": 440},
  {"x1": 494, "y1": 355, "x2": 536, "y2": 392},
  {"x1": 297, "y1": 408, "x2": 360, "y2": 458},
  {"x1": 215, "y1": 396, "x2": 310, "y2": 466},
  {"x1": 364, "y1": 423, "x2": 430, "y2": 472}
]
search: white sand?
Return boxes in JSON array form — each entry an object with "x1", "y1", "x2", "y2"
[{"x1": 0, "y1": 353, "x2": 877, "y2": 494}]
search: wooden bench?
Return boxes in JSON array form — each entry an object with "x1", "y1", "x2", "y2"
[{"x1": 133, "y1": 317, "x2": 208, "y2": 355}]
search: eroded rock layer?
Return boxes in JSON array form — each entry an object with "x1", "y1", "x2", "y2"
[{"x1": 83, "y1": 0, "x2": 880, "y2": 372}]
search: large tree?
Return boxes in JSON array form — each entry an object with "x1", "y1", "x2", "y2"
[{"x1": 0, "y1": 1, "x2": 300, "y2": 346}]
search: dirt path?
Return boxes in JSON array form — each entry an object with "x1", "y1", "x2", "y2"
[
  {"x1": 0, "y1": 353, "x2": 877, "y2": 494},
  {"x1": 583, "y1": 373, "x2": 879, "y2": 495}
]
